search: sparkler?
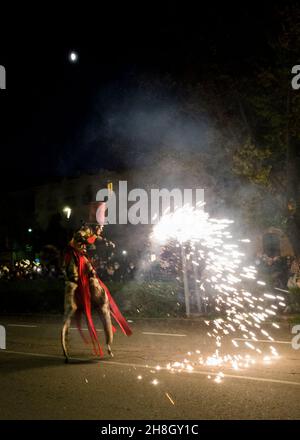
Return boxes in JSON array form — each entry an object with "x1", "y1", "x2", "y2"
[{"x1": 150, "y1": 203, "x2": 286, "y2": 381}]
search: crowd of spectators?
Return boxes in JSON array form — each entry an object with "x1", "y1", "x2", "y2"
[
  {"x1": 1, "y1": 252, "x2": 300, "y2": 290},
  {"x1": 0, "y1": 259, "x2": 60, "y2": 281},
  {"x1": 90, "y1": 255, "x2": 136, "y2": 282},
  {"x1": 255, "y1": 254, "x2": 300, "y2": 289},
  {"x1": 0, "y1": 256, "x2": 137, "y2": 282}
]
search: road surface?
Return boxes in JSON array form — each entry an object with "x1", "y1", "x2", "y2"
[{"x1": 0, "y1": 315, "x2": 299, "y2": 419}]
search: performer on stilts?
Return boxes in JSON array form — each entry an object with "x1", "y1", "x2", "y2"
[{"x1": 61, "y1": 223, "x2": 132, "y2": 362}]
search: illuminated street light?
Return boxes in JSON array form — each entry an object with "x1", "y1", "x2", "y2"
[
  {"x1": 63, "y1": 206, "x2": 72, "y2": 219},
  {"x1": 122, "y1": 250, "x2": 127, "y2": 256},
  {"x1": 28, "y1": 228, "x2": 32, "y2": 233}
]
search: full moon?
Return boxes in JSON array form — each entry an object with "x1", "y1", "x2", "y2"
[{"x1": 69, "y1": 51, "x2": 78, "y2": 63}]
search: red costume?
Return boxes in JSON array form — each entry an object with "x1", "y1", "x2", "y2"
[{"x1": 61, "y1": 225, "x2": 132, "y2": 361}]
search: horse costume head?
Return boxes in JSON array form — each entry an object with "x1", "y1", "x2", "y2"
[{"x1": 70, "y1": 224, "x2": 103, "y2": 253}]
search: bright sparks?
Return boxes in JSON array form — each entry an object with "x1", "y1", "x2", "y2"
[{"x1": 151, "y1": 203, "x2": 285, "y2": 381}]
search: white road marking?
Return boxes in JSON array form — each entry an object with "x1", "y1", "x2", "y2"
[
  {"x1": 70, "y1": 327, "x2": 103, "y2": 332},
  {"x1": 3, "y1": 326, "x2": 292, "y2": 345},
  {"x1": 4, "y1": 326, "x2": 185, "y2": 336},
  {"x1": 142, "y1": 332, "x2": 187, "y2": 337},
  {"x1": 2, "y1": 350, "x2": 62, "y2": 359},
  {"x1": 8, "y1": 326, "x2": 185, "y2": 337},
  {"x1": 1, "y1": 349, "x2": 300, "y2": 387},
  {"x1": 105, "y1": 361, "x2": 300, "y2": 387},
  {"x1": 234, "y1": 338, "x2": 291, "y2": 345}
]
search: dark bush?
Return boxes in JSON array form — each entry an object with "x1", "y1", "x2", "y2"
[
  {"x1": 0, "y1": 280, "x2": 183, "y2": 317},
  {"x1": 0, "y1": 280, "x2": 65, "y2": 313}
]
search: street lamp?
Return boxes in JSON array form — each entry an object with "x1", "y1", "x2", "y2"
[{"x1": 63, "y1": 206, "x2": 72, "y2": 219}]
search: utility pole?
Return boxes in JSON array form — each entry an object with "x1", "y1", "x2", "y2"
[{"x1": 181, "y1": 245, "x2": 191, "y2": 317}]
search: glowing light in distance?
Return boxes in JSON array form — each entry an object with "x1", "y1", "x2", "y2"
[{"x1": 63, "y1": 207, "x2": 72, "y2": 219}]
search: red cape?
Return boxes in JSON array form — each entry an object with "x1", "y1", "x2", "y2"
[{"x1": 65, "y1": 245, "x2": 132, "y2": 356}]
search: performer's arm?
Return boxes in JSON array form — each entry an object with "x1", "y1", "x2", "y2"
[
  {"x1": 87, "y1": 226, "x2": 115, "y2": 248},
  {"x1": 87, "y1": 225, "x2": 104, "y2": 244}
]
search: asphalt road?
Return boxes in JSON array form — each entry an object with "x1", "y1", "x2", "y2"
[{"x1": 0, "y1": 314, "x2": 299, "y2": 420}]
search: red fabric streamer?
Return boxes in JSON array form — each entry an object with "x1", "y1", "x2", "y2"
[{"x1": 65, "y1": 245, "x2": 132, "y2": 357}]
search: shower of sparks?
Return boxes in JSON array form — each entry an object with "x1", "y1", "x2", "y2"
[
  {"x1": 165, "y1": 392, "x2": 175, "y2": 405},
  {"x1": 150, "y1": 203, "x2": 286, "y2": 381}
]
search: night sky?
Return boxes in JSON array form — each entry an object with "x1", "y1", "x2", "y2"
[{"x1": 0, "y1": 4, "x2": 278, "y2": 189}]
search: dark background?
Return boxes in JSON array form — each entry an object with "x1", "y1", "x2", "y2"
[{"x1": 0, "y1": 3, "x2": 278, "y2": 188}]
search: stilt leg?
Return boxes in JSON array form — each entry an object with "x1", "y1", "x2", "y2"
[
  {"x1": 61, "y1": 281, "x2": 78, "y2": 362},
  {"x1": 90, "y1": 276, "x2": 114, "y2": 357}
]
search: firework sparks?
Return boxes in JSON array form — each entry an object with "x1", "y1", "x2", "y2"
[
  {"x1": 151, "y1": 203, "x2": 286, "y2": 381},
  {"x1": 165, "y1": 392, "x2": 175, "y2": 405}
]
